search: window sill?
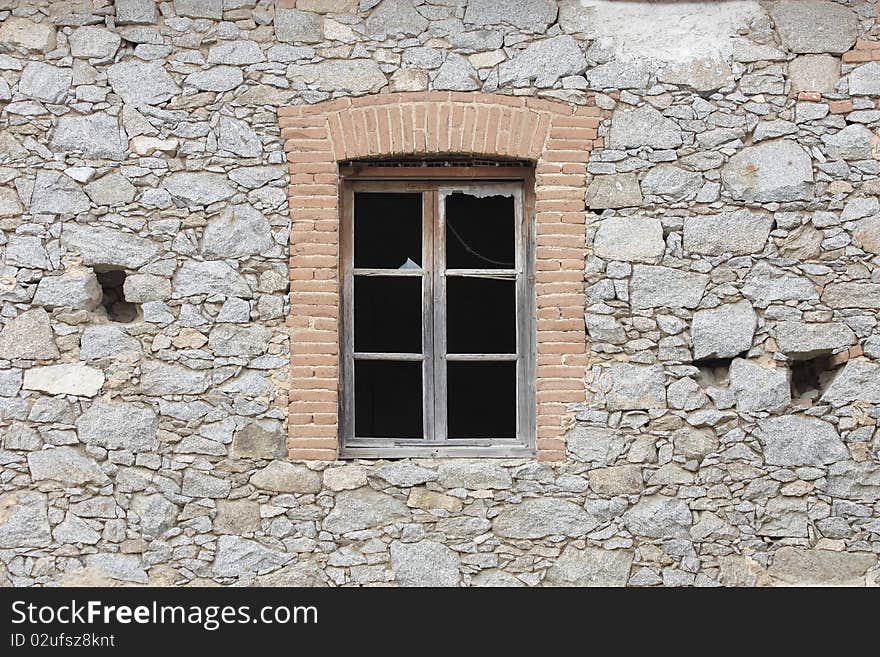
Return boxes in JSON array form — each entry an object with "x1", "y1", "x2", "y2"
[{"x1": 339, "y1": 444, "x2": 536, "y2": 459}]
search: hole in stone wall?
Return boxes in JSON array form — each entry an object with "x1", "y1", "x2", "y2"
[
  {"x1": 97, "y1": 270, "x2": 138, "y2": 323},
  {"x1": 790, "y1": 355, "x2": 840, "y2": 404},
  {"x1": 696, "y1": 357, "x2": 734, "y2": 385}
]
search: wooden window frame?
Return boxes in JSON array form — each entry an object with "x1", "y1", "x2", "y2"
[{"x1": 338, "y1": 165, "x2": 536, "y2": 459}]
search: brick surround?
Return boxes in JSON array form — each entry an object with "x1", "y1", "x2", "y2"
[{"x1": 280, "y1": 92, "x2": 603, "y2": 461}]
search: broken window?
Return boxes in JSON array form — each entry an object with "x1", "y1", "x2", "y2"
[{"x1": 339, "y1": 169, "x2": 534, "y2": 458}]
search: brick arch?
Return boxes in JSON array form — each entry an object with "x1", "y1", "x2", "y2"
[{"x1": 279, "y1": 92, "x2": 604, "y2": 461}]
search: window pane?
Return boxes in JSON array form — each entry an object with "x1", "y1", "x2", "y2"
[
  {"x1": 445, "y1": 192, "x2": 515, "y2": 269},
  {"x1": 354, "y1": 192, "x2": 422, "y2": 269},
  {"x1": 354, "y1": 276, "x2": 421, "y2": 353},
  {"x1": 447, "y1": 277, "x2": 515, "y2": 353},
  {"x1": 355, "y1": 360, "x2": 423, "y2": 439},
  {"x1": 447, "y1": 361, "x2": 516, "y2": 439}
]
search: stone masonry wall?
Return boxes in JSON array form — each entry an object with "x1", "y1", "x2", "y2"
[{"x1": 0, "y1": 0, "x2": 878, "y2": 587}]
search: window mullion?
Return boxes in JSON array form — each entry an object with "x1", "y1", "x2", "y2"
[
  {"x1": 422, "y1": 190, "x2": 435, "y2": 443},
  {"x1": 433, "y1": 189, "x2": 448, "y2": 444}
]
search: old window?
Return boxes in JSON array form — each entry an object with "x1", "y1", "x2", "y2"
[{"x1": 339, "y1": 164, "x2": 535, "y2": 458}]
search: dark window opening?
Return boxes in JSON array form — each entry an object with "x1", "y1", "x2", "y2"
[
  {"x1": 447, "y1": 276, "x2": 516, "y2": 353},
  {"x1": 445, "y1": 193, "x2": 515, "y2": 269},
  {"x1": 696, "y1": 357, "x2": 734, "y2": 385},
  {"x1": 790, "y1": 355, "x2": 840, "y2": 403},
  {"x1": 355, "y1": 360, "x2": 423, "y2": 439},
  {"x1": 97, "y1": 270, "x2": 138, "y2": 323},
  {"x1": 354, "y1": 192, "x2": 422, "y2": 269},
  {"x1": 448, "y1": 361, "x2": 516, "y2": 439},
  {"x1": 354, "y1": 276, "x2": 422, "y2": 353}
]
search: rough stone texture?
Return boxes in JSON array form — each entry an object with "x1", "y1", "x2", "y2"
[
  {"x1": 721, "y1": 140, "x2": 814, "y2": 203},
  {"x1": 757, "y1": 416, "x2": 848, "y2": 467},
  {"x1": 544, "y1": 547, "x2": 633, "y2": 587},
  {"x1": 0, "y1": 0, "x2": 877, "y2": 590},
  {"x1": 594, "y1": 216, "x2": 664, "y2": 262},
  {"x1": 691, "y1": 302, "x2": 757, "y2": 360}
]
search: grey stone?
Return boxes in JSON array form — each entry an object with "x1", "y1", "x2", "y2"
[
  {"x1": 432, "y1": 54, "x2": 480, "y2": 91},
  {"x1": 464, "y1": 0, "x2": 557, "y2": 32},
  {"x1": 207, "y1": 324, "x2": 272, "y2": 357},
  {"x1": 499, "y1": 36, "x2": 585, "y2": 87},
  {"x1": 62, "y1": 224, "x2": 159, "y2": 269},
  {"x1": 566, "y1": 426, "x2": 626, "y2": 464},
  {"x1": 164, "y1": 172, "x2": 234, "y2": 207},
  {"x1": 33, "y1": 269, "x2": 102, "y2": 311},
  {"x1": 742, "y1": 263, "x2": 818, "y2": 303},
  {"x1": 667, "y1": 377, "x2": 708, "y2": 411},
  {"x1": 131, "y1": 494, "x2": 179, "y2": 537},
  {"x1": 586, "y1": 173, "x2": 643, "y2": 209},
  {"x1": 630, "y1": 265, "x2": 709, "y2": 309},
  {"x1": 84, "y1": 172, "x2": 137, "y2": 206},
  {"x1": 609, "y1": 105, "x2": 682, "y2": 150},
  {"x1": 229, "y1": 166, "x2": 285, "y2": 189},
  {"x1": 544, "y1": 546, "x2": 633, "y2": 587},
  {"x1": 374, "y1": 463, "x2": 438, "y2": 487},
  {"x1": 673, "y1": 427, "x2": 718, "y2": 463},
  {"x1": 116, "y1": 0, "x2": 158, "y2": 24},
  {"x1": 822, "y1": 462, "x2": 880, "y2": 502},
  {"x1": 774, "y1": 321, "x2": 854, "y2": 358},
  {"x1": 173, "y1": 260, "x2": 252, "y2": 298},
  {"x1": 30, "y1": 171, "x2": 90, "y2": 214},
  {"x1": 5, "y1": 235, "x2": 50, "y2": 269},
  {"x1": 287, "y1": 59, "x2": 387, "y2": 93},
  {"x1": 821, "y1": 361, "x2": 880, "y2": 405},
  {"x1": 729, "y1": 359, "x2": 791, "y2": 413},
  {"x1": 107, "y1": 60, "x2": 180, "y2": 105},
  {"x1": 19, "y1": 62, "x2": 70, "y2": 104},
  {"x1": 600, "y1": 363, "x2": 666, "y2": 411},
  {"x1": 622, "y1": 495, "x2": 692, "y2": 539},
  {"x1": 80, "y1": 325, "x2": 142, "y2": 360},
  {"x1": 275, "y1": 8, "x2": 323, "y2": 44},
  {"x1": 768, "y1": 547, "x2": 875, "y2": 586},
  {"x1": 640, "y1": 165, "x2": 702, "y2": 202},
  {"x1": 493, "y1": 498, "x2": 598, "y2": 538},
  {"x1": 853, "y1": 216, "x2": 880, "y2": 255},
  {"x1": 584, "y1": 313, "x2": 626, "y2": 344},
  {"x1": 691, "y1": 301, "x2": 757, "y2": 360},
  {"x1": 53, "y1": 512, "x2": 100, "y2": 545},
  {"x1": 28, "y1": 447, "x2": 107, "y2": 485},
  {"x1": 822, "y1": 124, "x2": 876, "y2": 161},
  {"x1": 769, "y1": 0, "x2": 858, "y2": 54},
  {"x1": 212, "y1": 536, "x2": 292, "y2": 577},
  {"x1": 69, "y1": 26, "x2": 121, "y2": 59},
  {"x1": 174, "y1": 0, "x2": 222, "y2": 19},
  {"x1": 0, "y1": 187, "x2": 22, "y2": 217},
  {"x1": 214, "y1": 499, "x2": 261, "y2": 534},
  {"x1": 788, "y1": 54, "x2": 840, "y2": 93},
  {"x1": 757, "y1": 415, "x2": 847, "y2": 466},
  {"x1": 231, "y1": 420, "x2": 286, "y2": 459},
  {"x1": 366, "y1": 0, "x2": 428, "y2": 37},
  {"x1": 589, "y1": 465, "x2": 643, "y2": 496},
  {"x1": 23, "y1": 364, "x2": 104, "y2": 397},
  {"x1": 217, "y1": 116, "x2": 262, "y2": 157},
  {"x1": 323, "y1": 488, "x2": 410, "y2": 534},
  {"x1": 255, "y1": 560, "x2": 328, "y2": 587},
  {"x1": 203, "y1": 203, "x2": 272, "y2": 257},
  {"x1": 0, "y1": 17, "x2": 56, "y2": 52},
  {"x1": 391, "y1": 540, "x2": 460, "y2": 587},
  {"x1": 0, "y1": 308, "x2": 59, "y2": 360},
  {"x1": 139, "y1": 361, "x2": 211, "y2": 395},
  {"x1": 683, "y1": 210, "x2": 773, "y2": 255},
  {"x1": 208, "y1": 40, "x2": 264, "y2": 65},
  {"x1": 780, "y1": 223, "x2": 823, "y2": 259},
  {"x1": 721, "y1": 140, "x2": 813, "y2": 202},
  {"x1": 51, "y1": 112, "x2": 127, "y2": 160},
  {"x1": 123, "y1": 274, "x2": 171, "y2": 302},
  {"x1": 470, "y1": 570, "x2": 525, "y2": 587},
  {"x1": 181, "y1": 468, "x2": 232, "y2": 498},
  {"x1": 0, "y1": 492, "x2": 50, "y2": 548},
  {"x1": 323, "y1": 465, "x2": 369, "y2": 492},
  {"x1": 251, "y1": 461, "x2": 322, "y2": 493},
  {"x1": 849, "y1": 61, "x2": 880, "y2": 96},
  {"x1": 660, "y1": 57, "x2": 732, "y2": 92},
  {"x1": 587, "y1": 59, "x2": 653, "y2": 90},
  {"x1": 76, "y1": 400, "x2": 158, "y2": 452},
  {"x1": 437, "y1": 462, "x2": 511, "y2": 489},
  {"x1": 594, "y1": 216, "x2": 664, "y2": 262},
  {"x1": 184, "y1": 66, "x2": 244, "y2": 92},
  {"x1": 0, "y1": 370, "x2": 23, "y2": 397},
  {"x1": 753, "y1": 119, "x2": 798, "y2": 143},
  {"x1": 821, "y1": 283, "x2": 880, "y2": 309}
]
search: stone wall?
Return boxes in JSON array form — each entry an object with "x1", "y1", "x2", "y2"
[{"x1": 0, "y1": 0, "x2": 878, "y2": 587}]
